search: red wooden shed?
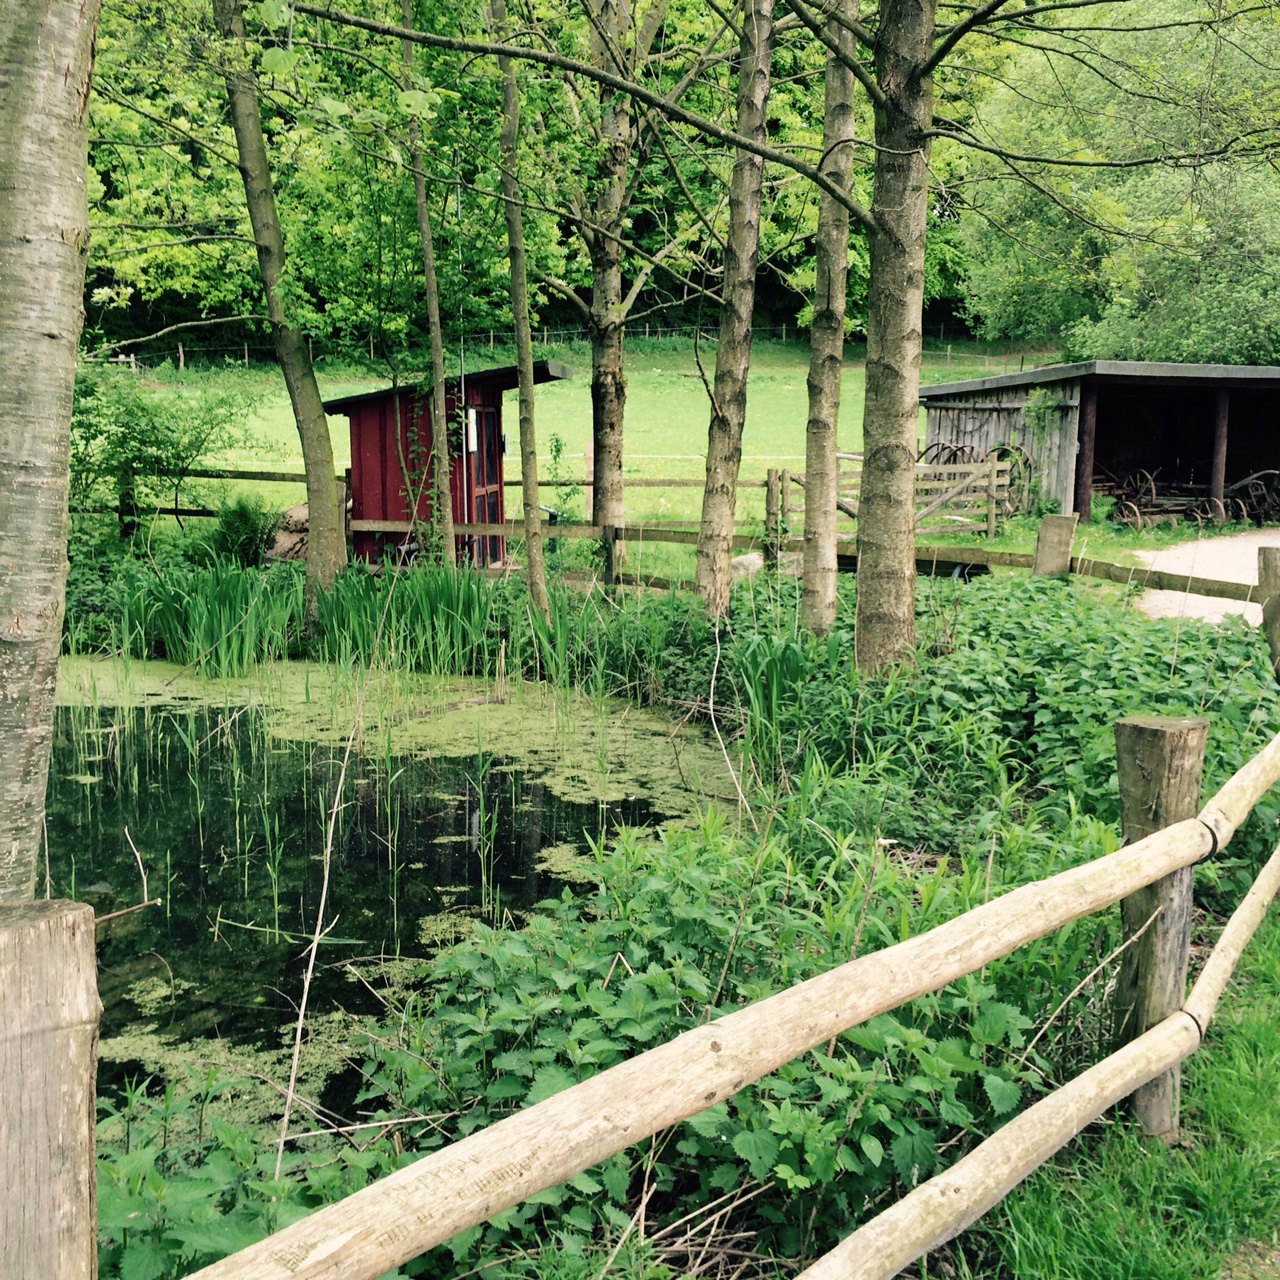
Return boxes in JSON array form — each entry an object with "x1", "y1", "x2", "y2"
[{"x1": 324, "y1": 360, "x2": 572, "y2": 566}]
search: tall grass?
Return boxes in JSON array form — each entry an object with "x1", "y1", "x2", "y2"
[
  {"x1": 118, "y1": 559, "x2": 303, "y2": 677},
  {"x1": 314, "y1": 562, "x2": 503, "y2": 676}
]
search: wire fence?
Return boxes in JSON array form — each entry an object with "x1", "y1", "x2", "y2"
[{"x1": 87, "y1": 317, "x2": 1030, "y2": 375}]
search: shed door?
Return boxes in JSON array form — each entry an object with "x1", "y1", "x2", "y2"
[{"x1": 471, "y1": 407, "x2": 503, "y2": 565}]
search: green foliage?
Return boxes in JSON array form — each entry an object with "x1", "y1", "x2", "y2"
[
  {"x1": 121, "y1": 559, "x2": 304, "y2": 677},
  {"x1": 208, "y1": 496, "x2": 283, "y2": 568},
  {"x1": 351, "y1": 807, "x2": 1075, "y2": 1270},
  {"x1": 70, "y1": 369, "x2": 258, "y2": 520},
  {"x1": 81, "y1": 568, "x2": 1280, "y2": 1276},
  {"x1": 959, "y1": 3, "x2": 1280, "y2": 358},
  {"x1": 95, "y1": 1068, "x2": 409, "y2": 1280}
]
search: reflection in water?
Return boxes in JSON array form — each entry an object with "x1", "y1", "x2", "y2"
[{"x1": 47, "y1": 701, "x2": 670, "y2": 1083}]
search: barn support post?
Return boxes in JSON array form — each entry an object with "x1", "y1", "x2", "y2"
[
  {"x1": 1259, "y1": 546, "x2": 1280, "y2": 680},
  {"x1": 1074, "y1": 381, "x2": 1097, "y2": 522},
  {"x1": 0, "y1": 901, "x2": 100, "y2": 1279},
  {"x1": 1031, "y1": 513, "x2": 1077, "y2": 577},
  {"x1": 1210, "y1": 390, "x2": 1229, "y2": 525},
  {"x1": 1113, "y1": 715, "x2": 1207, "y2": 1140}
]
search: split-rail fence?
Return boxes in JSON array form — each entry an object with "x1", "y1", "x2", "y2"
[{"x1": 7, "y1": 658, "x2": 1280, "y2": 1277}]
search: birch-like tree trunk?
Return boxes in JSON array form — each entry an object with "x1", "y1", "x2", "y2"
[
  {"x1": 585, "y1": 0, "x2": 631, "y2": 542},
  {"x1": 694, "y1": 0, "x2": 773, "y2": 615},
  {"x1": 854, "y1": 0, "x2": 934, "y2": 670},
  {"x1": 212, "y1": 0, "x2": 346, "y2": 605},
  {"x1": 801, "y1": 1, "x2": 857, "y2": 635},
  {"x1": 401, "y1": 0, "x2": 454, "y2": 564},
  {"x1": 0, "y1": 0, "x2": 101, "y2": 903},
  {"x1": 493, "y1": 0, "x2": 551, "y2": 621}
]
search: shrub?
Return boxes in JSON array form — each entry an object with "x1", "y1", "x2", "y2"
[{"x1": 208, "y1": 496, "x2": 283, "y2": 568}]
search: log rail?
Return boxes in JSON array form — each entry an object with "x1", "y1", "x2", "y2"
[{"x1": 184, "y1": 727, "x2": 1280, "y2": 1280}]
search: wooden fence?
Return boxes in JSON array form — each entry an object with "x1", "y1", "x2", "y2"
[
  {"x1": 88, "y1": 458, "x2": 1012, "y2": 549},
  {"x1": 160, "y1": 717, "x2": 1280, "y2": 1279},
  {"x1": 11, "y1": 687, "x2": 1280, "y2": 1277}
]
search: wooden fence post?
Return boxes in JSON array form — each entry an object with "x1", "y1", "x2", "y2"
[
  {"x1": 0, "y1": 901, "x2": 100, "y2": 1279},
  {"x1": 1259, "y1": 546, "x2": 1280, "y2": 678},
  {"x1": 1113, "y1": 715, "x2": 1208, "y2": 1139},
  {"x1": 765, "y1": 468, "x2": 780, "y2": 568},
  {"x1": 601, "y1": 524, "x2": 619, "y2": 585},
  {"x1": 780, "y1": 469, "x2": 791, "y2": 543},
  {"x1": 1031, "y1": 513, "x2": 1078, "y2": 577},
  {"x1": 986, "y1": 455, "x2": 998, "y2": 538}
]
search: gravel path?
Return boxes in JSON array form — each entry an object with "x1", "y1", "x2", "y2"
[{"x1": 1131, "y1": 529, "x2": 1280, "y2": 624}]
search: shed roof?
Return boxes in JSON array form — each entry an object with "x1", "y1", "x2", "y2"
[
  {"x1": 323, "y1": 359, "x2": 573, "y2": 414},
  {"x1": 918, "y1": 359, "x2": 1280, "y2": 403}
]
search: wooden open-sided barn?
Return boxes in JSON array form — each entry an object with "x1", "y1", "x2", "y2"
[
  {"x1": 324, "y1": 360, "x2": 572, "y2": 565},
  {"x1": 919, "y1": 361, "x2": 1280, "y2": 526}
]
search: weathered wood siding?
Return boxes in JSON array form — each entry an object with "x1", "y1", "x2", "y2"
[{"x1": 925, "y1": 380, "x2": 1081, "y2": 514}]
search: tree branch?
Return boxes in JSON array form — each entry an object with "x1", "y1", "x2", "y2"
[
  {"x1": 291, "y1": 1, "x2": 880, "y2": 233},
  {"x1": 921, "y1": 0, "x2": 1015, "y2": 80},
  {"x1": 92, "y1": 83, "x2": 242, "y2": 168},
  {"x1": 85, "y1": 314, "x2": 271, "y2": 356},
  {"x1": 784, "y1": 0, "x2": 886, "y2": 107}
]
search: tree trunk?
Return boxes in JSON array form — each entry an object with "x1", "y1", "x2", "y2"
[
  {"x1": 212, "y1": 0, "x2": 346, "y2": 605},
  {"x1": 853, "y1": 0, "x2": 935, "y2": 671},
  {"x1": 493, "y1": 0, "x2": 550, "y2": 621},
  {"x1": 587, "y1": 9, "x2": 630, "y2": 543},
  {"x1": 801, "y1": 1, "x2": 857, "y2": 635},
  {"x1": 401, "y1": 0, "x2": 454, "y2": 564},
  {"x1": 0, "y1": 0, "x2": 101, "y2": 904},
  {"x1": 694, "y1": 0, "x2": 773, "y2": 615},
  {"x1": 590, "y1": 261, "x2": 626, "y2": 537}
]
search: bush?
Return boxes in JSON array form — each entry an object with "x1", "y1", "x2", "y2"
[{"x1": 208, "y1": 496, "x2": 283, "y2": 568}]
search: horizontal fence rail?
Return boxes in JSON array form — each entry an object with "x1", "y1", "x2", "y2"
[
  {"x1": 188, "y1": 728, "x2": 1280, "y2": 1280},
  {"x1": 797, "y1": 837, "x2": 1280, "y2": 1280}
]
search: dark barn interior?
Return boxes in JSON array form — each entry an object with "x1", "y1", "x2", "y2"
[
  {"x1": 1082, "y1": 368, "x2": 1280, "y2": 525},
  {"x1": 1094, "y1": 383, "x2": 1280, "y2": 511}
]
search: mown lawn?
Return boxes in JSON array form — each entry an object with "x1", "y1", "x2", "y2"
[
  {"x1": 183, "y1": 337, "x2": 1057, "y2": 579},
  {"x1": 192, "y1": 337, "x2": 1055, "y2": 518}
]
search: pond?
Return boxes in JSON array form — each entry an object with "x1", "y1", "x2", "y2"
[{"x1": 50, "y1": 658, "x2": 731, "y2": 1114}]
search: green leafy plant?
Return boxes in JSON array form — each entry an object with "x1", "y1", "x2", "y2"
[{"x1": 208, "y1": 496, "x2": 283, "y2": 569}]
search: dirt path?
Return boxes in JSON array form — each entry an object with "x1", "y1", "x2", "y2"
[
  {"x1": 1223, "y1": 1243, "x2": 1280, "y2": 1278},
  {"x1": 1131, "y1": 530, "x2": 1280, "y2": 625}
]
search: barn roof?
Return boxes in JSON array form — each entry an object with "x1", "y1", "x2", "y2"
[
  {"x1": 322, "y1": 359, "x2": 573, "y2": 413},
  {"x1": 918, "y1": 359, "x2": 1280, "y2": 402}
]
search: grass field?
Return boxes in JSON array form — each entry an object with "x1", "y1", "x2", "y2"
[
  {"x1": 181, "y1": 336, "x2": 1060, "y2": 580},
  {"x1": 214, "y1": 336, "x2": 1055, "y2": 488},
  {"x1": 135, "y1": 337, "x2": 1265, "y2": 582}
]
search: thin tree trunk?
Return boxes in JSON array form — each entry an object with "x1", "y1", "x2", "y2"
[
  {"x1": 589, "y1": 261, "x2": 626, "y2": 537},
  {"x1": 694, "y1": 0, "x2": 773, "y2": 615},
  {"x1": 854, "y1": 0, "x2": 934, "y2": 671},
  {"x1": 587, "y1": 5, "x2": 630, "y2": 544},
  {"x1": 401, "y1": 0, "x2": 454, "y2": 564},
  {"x1": 801, "y1": 1, "x2": 857, "y2": 635},
  {"x1": 493, "y1": 0, "x2": 550, "y2": 621},
  {"x1": 212, "y1": 0, "x2": 346, "y2": 606},
  {"x1": 0, "y1": 0, "x2": 101, "y2": 903}
]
